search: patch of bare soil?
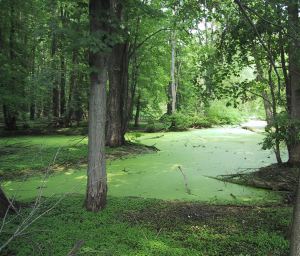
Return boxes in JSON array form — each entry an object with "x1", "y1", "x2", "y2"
[{"x1": 107, "y1": 142, "x2": 159, "y2": 161}]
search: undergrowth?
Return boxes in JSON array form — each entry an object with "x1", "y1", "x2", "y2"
[{"x1": 0, "y1": 196, "x2": 290, "y2": 256}]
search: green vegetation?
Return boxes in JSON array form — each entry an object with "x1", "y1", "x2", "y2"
[
  {"x1": 1, "y1": 196, "x2": 291, "y2": 255},
  {"x1": 1, "y1": 0, "x2": 300, "y2": 254},
  {"x1": 0, "y1": 135, "x2": 158, "y2": 180}
]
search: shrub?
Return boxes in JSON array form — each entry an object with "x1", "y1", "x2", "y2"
[{"x1": 206, "y1": 103, "x2": 243, "y2": 125}]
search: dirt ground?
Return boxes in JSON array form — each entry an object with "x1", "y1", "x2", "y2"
[{"x1": 217, "y1": 163, "x2": 299, "y2": 203}]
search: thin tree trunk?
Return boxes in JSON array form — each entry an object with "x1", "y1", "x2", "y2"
[
  {"x1": 65, "y1": 50, "x2": 78, "y2": 127},
  {"x1": 170, "y1": 31, "x2": 176, "y2": 114},
  {"x1": 60, "y1": 52, "x2": 66, "y2": 117},
  {"x1": 85, "y1": 0, "x2": 110, "y2": 212},
  {"x1": 134, "y1": 94, "x2": 141, "y2": 128},
  {"x1": 261, "y1": 91, "x2": 272, "y2": 125},
  {"x1": 3, "y1": 2, "x2": 18, "y2": 131},
  {"x1": 30, "y1": 103, "x2": 35, "y2": 121},
  {"x1": 268, "y1": 64, "x2": 282, "y2": 165},
  {"x1": 51, "y1": 33, "x2": 60, "y2": 122}
]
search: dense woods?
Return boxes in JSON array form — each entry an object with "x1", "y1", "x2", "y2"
[{"x1": 1, "y1": 0, "x2": 300, "y2": 255}]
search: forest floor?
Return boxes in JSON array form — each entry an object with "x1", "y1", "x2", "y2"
[{"x1": 1, "y1": 196, "x2": 290, "y2": 255}]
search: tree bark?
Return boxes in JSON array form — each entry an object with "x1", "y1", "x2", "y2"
[
  {"x1": 291, "y1": 170, "x2": 300, "y2": 255},
  {"x1": 85, "y1": 0, "x2": 110, "y2": 212},
  {"x1": 106, "y1": 43, "x2": 126, "y2": 147},
  {"x1": 106, "y1": 49, "x2": 130, "y2": 145},
  {"x1": 288, "y1": 1, "x2": 300, "y2": 255},
  {"x1": 288, "y1": 0, "x2": 300, "y2": 166}
]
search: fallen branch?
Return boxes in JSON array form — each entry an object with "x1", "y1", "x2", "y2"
[
  {"x1": 68, "y1": 240, "x2": 85, "y2": 256},
  {"x1": 178, "y1": 166, "x2": 191, "y2": 195}
]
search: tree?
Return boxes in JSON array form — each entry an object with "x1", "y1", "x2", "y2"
[
  {"x1": 85, "y1": 0, "x2": 111, "y2": 212},
  {"x1": 287, "y1": 0, "x2": 300, "y2": 166},
  {"x1": 106, "y1": 1, "x2": 129, "y2": 147}
]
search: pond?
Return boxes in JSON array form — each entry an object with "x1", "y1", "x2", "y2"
[{"x1": 3, "y1": 127, "x2": 286, "y2": 203}]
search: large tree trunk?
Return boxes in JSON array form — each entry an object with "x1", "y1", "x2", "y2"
[
  {"x1": 85, "y1": 0, "x2": 110, "y2": 212},
  {"x1": 288, "y1": 1, "x2": 300, "y2": 255},
  {"x1": 288, "y1": 0, "x2": 300, "y2": 166},
  {"x1": 106, "y1": 2, "x2": 131, "y2": 147},
  {"x1": 106, "y1": 43, "x2": 130, "y2": 146},
  {"x1": 106, "y1": 43, "x2": 125, "y2": 147}
]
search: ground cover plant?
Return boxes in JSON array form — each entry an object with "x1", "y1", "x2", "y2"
[{"x1": 0, "y1": 196, "x2": 291, "y2": 256}]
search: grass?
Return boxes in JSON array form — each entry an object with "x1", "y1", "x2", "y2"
[{"x1": 1, "y1": 196, "x2": 290, "y2": 255}]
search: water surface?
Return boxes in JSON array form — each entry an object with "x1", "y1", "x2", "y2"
[{"x1": 4, "y1": 128, "x2": 286, "y2": 203}]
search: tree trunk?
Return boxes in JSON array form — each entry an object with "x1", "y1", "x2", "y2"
[
  {"x1": 261, "y1": 91, "x2": 272, "y2": 125},
  {"x1": 0, "y1": 186, "x2": 14, "y2": 218},
  {"x1": 288, "y1": 1, "x2": 300, "y2": 254},
  {"x1": 134, "y1": 94, "x2": 141, "y2": 128},
  {"x1": 85, "y1": 0, "x2": 110, "y2": 212},
  {"x1": 106, "y1": 44, "x2": 124, "y2": 147},
  {"x1": 60, "y1": 52, "x2": 66, "y2": 117},
  {"x1": 170, "y1": 31, "x2": 176, "y2": 114},
  {"x1": 290, "y1": 170, "x2": 300, "y2": 255},
  {"x1": 3, "y1": 105, "x2": 17, "y2": 130},
  {"x1": 106, "y1": 41, "x2": 129, "y2": 147},
  {"x1": 65, "y1": 50, "x2": 78, "y2": 127},
  {"x1": 288, "y1": 0, "x2": 300, "y2": 166},
  {"x1": 30, "y1": 103, "x2": 35, "y2": 121},
  {"x1": 51, "y1": 33, "x2": 60, "y2": 123}
]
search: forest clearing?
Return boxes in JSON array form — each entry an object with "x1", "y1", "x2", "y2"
[{"x1": 1, "y1": 0, "x2": 300, "y2": 255}]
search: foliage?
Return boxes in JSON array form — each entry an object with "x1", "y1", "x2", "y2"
[
  {"x1": 0, "y1": 196, "x2": 290, "y2": 255},
  {"x1": 205, "y1": 102, "x2": 244, "y2": 125},
  {"x1": 262, "y1": 112, "x2": 300, "y2": 151}
]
